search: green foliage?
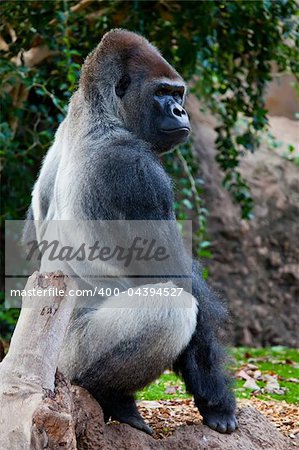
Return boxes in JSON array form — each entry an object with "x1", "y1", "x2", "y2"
[
  {"x1": 137, "y1": 347, "x2": 299, "y2": 404},
  {"x1": 266, "y1": 130, "x2": 299, "y2": 165},
  {"x1": 1, "y1": 0, "x2": 298, "y2": 223},
  {"x1": 0, "y1": 1, "x2": 298, "y2": 332},
  {"x1": 137, "y1": 371, "x2": 189, "y2": 401}
]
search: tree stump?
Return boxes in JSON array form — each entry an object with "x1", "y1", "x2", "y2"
[{"x1": 0, "y1": 272, "x2": 76, "y2": 449}]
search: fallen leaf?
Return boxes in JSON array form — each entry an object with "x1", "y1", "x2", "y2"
[
  {"x1": 165, "y1": 385, "x2": 181, "y2": 395},
  {"x1": 243, "y1": 379, "x2": 261, "y2": 391},
  {"x1": 264, "y1": 375, "x2": 282, "y2": 394},
  {"x1": 247, "y1": 363, "x2": 259, "y2": 370},
  {"x1": 253, "y1": 370, "x2": 262, "y2": 380},
  {"x1": 236, "y1": 369, "x2": 253, "y2": 381}
]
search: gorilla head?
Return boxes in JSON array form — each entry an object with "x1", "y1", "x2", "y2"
[{"x1": 80, "y1": 29, "x2": 190, "y2": 152}]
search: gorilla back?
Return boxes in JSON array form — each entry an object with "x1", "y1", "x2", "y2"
[{"x1": 27, "y1": 29, "x2": 238, "y2": 435}]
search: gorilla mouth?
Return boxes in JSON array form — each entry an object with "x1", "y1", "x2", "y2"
[{"x1": 161, "y1": 127, "x2": 190, "y2": 134}]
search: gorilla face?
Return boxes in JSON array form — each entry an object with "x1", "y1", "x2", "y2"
[
  {"x1": 151, "y1": 81, "x2": 191, "y2": 151},
  {"x1": 116, "y1": 76, "x2": 191, "y2": 153}
]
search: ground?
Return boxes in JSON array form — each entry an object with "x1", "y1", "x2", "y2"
[
  {"x1": 135, "y1": 398, "x2": 299, "y2": 443},
  {"x1": 134, "y1": 347, "x2": 299, "y2": 442},
  {"x1": 137, "y1": 347, "x2": 299, "y2": 404},
  {"x1": 1, "y1": 342, "x2": 298, "y2": 448}
]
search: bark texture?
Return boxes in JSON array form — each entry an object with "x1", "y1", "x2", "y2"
[{"x1": 0, "y1": 272, "x2": 75, "y2": 450}]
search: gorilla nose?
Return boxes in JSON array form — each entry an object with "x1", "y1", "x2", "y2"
[
  {"x1": 164, "y1": 102, "x2": 190, "y2": 131},
  {"x1": 171, "y1": 104, "x2": 187, "y2": 118},
  {"x1": 160, "y1": 100, "x2": 190, "y2": 134}
]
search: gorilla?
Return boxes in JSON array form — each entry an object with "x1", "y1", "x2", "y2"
[{"x1": 25, "y1": 29, "x2": 238, "y2": 435}]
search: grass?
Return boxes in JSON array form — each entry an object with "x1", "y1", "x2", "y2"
[{"x1": 137, "y1": 347, "x2": 299, "y2": 404}]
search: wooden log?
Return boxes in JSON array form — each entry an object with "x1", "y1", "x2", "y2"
[{"x1": 0, "y1": 271, "x2": 75, "y2": 450}]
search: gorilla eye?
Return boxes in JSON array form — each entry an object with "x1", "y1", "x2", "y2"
[
  {"x1": 155, "y1": 87, "x2": 184, "y2": 101},
  {"x1": 115, "y1": 75, "x2": 131, "y2": 98},
  {"x1": 155, "y1": 88, "x2": 168, "y2": 97}
]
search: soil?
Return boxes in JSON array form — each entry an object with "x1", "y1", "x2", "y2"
[
  {"x1": 138, "y1": 398, "x2": 299, "y2": 444},
  {"x1": 187, "y1": 96, "x2": 299, "y2": 347},
  {"x1": 75, "y1": 387, "x2": 296, "y2": 449}
]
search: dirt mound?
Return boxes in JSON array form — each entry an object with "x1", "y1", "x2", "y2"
[
  {"x1": 188, "y1": 97, "x2": 299, "y2": 346},
  {"x1": 31, "y1": 375, "x2": 293, "y2": 449}
]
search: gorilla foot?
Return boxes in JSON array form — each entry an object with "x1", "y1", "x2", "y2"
[
  {"x1": 202, "y1": 411, "x2": 238, "y2": 434},
  {"x1": 102, "y1": 395, "x2": 153, "y2": 435},
  {"x1": 111, "y1": 411, "x2": 153, "y2": 435}
]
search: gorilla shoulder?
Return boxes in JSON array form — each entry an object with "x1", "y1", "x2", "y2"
[{"x1": 80, "y1": 140, "x2": 174, "y2": 220}]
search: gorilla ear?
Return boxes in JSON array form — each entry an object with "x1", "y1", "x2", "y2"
[{"x1": 115, "y1": 75, "x2": 131, "y2": 98}]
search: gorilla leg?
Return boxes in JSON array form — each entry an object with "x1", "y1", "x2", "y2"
[
  {"x1": 99, "y1": 392, "x2": 152, "y2": 435},
  {"x1": 174, "y1": 319, "x2": 238, "y2": 434}
]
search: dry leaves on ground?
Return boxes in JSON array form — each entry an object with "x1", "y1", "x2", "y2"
[
  {"x1": 236, "y1": 362, "x2": 291, "y2": 396},
  {"x1": 138, "y1": 398, "x2": 299, "y2": 443}
]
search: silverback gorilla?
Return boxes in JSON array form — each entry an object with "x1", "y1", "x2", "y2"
[{"x1": 25, "y1": 29, "x2": 238, "y2": 434}]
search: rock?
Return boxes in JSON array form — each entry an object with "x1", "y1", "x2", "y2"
[
  {"x1": 187, "y1": 96, "x2": 299, "y2": 347},
  {"x1": 164, "y1": 407, "x2": 291, "y2": 450},
  {"x1": 31, "y1": 374, "x2": 293, "y2": 449},
  {"x1": 243, "y1": 379, "x2": 260, "y2": 391},
  {"x1": 74, "y1": 386, "x2": 292, "y2": 450},
  {"x1": 265, "y1": 73, "x2": 298, "y2": 120}
]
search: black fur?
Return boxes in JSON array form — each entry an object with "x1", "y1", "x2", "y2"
[{"x1": 174, "y1": 268, "x2": 237, "y2": 432}]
